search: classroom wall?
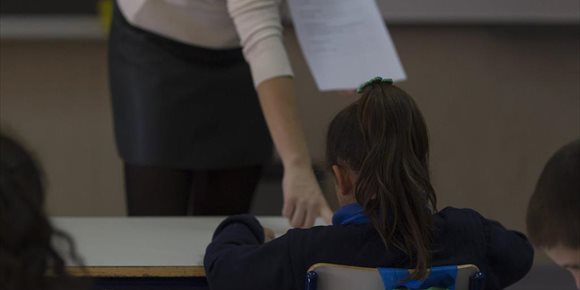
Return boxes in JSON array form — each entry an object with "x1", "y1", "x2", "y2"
[{"x1": 1, "y1": 26, "x2": 578, "y2": 234}]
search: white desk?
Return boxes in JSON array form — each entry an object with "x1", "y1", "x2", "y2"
[{"x1": 52, "y1": 217, "x2": 306, "y2": 277}]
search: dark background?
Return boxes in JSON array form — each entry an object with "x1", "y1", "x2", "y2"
[{"x1": 0, "y1": 0, "x2": 96, "y2": 15}]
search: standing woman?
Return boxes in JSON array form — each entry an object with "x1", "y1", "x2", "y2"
[{"x1": 108, "y1": 0, "x2": 331, "y2": 227}]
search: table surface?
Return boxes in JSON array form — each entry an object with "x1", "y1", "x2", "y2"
[{"x1": 53, "y1": 217, "x2": 323, "y2": 277}]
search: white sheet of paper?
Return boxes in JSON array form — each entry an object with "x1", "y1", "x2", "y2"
[{"x1": 288, "y1": 0, "x2": 406, "y2": 91}]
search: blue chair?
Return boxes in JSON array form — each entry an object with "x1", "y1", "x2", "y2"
[{"x1": 305, "y1": 263, "x2": 485, "y2": 290}]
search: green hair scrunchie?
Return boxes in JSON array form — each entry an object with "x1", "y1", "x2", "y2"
[{"x1": 356, "y1": 77, "x2": 393, "y2": 93}]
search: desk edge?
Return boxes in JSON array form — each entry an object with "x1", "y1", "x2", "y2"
[{"x1": 67, "y1": 266, "x2": 206, "y2": 277}]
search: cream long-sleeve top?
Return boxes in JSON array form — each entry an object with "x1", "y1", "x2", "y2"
[{"x1": 118, "y1": 0, "x2": 293, "y2": 87}]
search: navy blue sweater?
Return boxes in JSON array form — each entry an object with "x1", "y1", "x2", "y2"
[{"x1": 204, "y1": 207, "x2": 533, "y2": 290}]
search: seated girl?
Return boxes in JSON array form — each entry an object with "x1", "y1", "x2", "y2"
[{"x1": 204, "y1": 77, "x2": 533, "y2": 290}]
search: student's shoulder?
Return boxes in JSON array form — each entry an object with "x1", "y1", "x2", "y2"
[
  {"x1": 282, "y1": 224, "x2": 378, "y2": 266},
  {"x1": 437, "y1": 206, "x2": 485, "y2": 219},
  {"x1": 285, "y1": 224, "x2": 358, "y2": 236},
  {"x1": 284, "y1": 224, "x2": 374, "y2": 243},
  {"x1": 436, "y1": 207, "x2": 489, "y2": 230}
]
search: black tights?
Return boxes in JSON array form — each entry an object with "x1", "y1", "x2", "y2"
[{"x1": 124, "y1": 163, "x2": 263, "y2": 216}]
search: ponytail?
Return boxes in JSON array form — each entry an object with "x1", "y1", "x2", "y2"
[{"x1": 326, "y1": 80, "x2": 436, "y2": 279}]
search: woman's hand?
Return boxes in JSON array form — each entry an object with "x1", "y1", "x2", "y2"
[
  {"x1": 282, "y1": 166, "x2": 333, "y2": 228},
  {"x1": 255, "y1": 77, "x2": 333, "y2": 228}
]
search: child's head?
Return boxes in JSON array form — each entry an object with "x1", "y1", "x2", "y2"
[
  {"x1": 526, "y1": 139, "x2": 580, "y2": 288},
  {"x1": 326, "y1": 78, "x2": 436, "y2": 279},
  {"x1": 0, "y1": 134, "x2": 82, "y2": 290}
]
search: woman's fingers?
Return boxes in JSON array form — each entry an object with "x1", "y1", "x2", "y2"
[
  {"x1": 282, "y1": 167, "x2": 332, "y2": 228},
  {"x1": 304, "y1": 203, "x2": 317, "y2": 229},
  {"x1": 319, "y1": 204, "x2": 334, "y2": 225},
  {"x1": 290, "y1": 202, "x2": 306, "y2": 228},
  {"x1": 285, "y1": 192, "x2": 333, "y2": 228},
  {"x1": 282, "y1": 197, "x2": 295, "y2": 220}
]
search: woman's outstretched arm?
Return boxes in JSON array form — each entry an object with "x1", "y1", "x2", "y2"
[
  {"x1": 228, "y1": 0, "x2": 332, "y2": 227},
  {"x1": 256, "y1": 77, "x2": 333, "y2": 227}
]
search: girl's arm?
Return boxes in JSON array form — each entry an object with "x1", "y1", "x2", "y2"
[
  {"x1": 204, "y1": 215, "x2": 298, "y2": 290},
  {"x1": 482, "y1": 215, "x2": 535, "y2": 289}
]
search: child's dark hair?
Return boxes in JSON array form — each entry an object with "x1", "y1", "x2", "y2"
[
  {"x1": 526, "y1": 139, "x2": 580, "y2": 249},
  {"x1": 0, "y1": 134, "x2": 84, "y2": 290},
  {"x1": 326, "y1": 80, "x2": 437, "y2": 279}
]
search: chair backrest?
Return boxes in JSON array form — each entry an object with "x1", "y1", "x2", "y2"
[{"x1": 305, "y1": 263, "x2": 485, "y2": 290}]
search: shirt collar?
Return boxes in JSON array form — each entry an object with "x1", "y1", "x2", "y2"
[{"x1": 332, "y1": 202, "x2": 370, "y2": 225}]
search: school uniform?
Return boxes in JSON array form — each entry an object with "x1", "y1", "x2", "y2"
[
  {"x1": 108, "y1": 0, "x2": 293, "y2": 215},
  {"x1": 204, "y1": 205, "x2": 534, "y2": 290}
]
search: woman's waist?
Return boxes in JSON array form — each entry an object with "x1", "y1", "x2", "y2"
[{"x1": 118, "y1": 0, "x2": 241, "y2": 49}]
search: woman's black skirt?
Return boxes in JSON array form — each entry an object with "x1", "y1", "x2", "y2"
[{"x1": 108, "y1": 5, "x2": 272, "y2": 169}]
